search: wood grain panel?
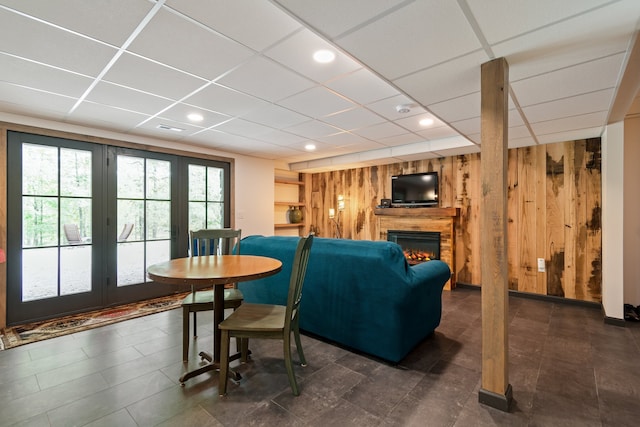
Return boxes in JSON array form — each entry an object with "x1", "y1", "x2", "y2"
[
  {"x1": 307, "y1": 139, "x2": 602, "y2": 303},
  {"x1": 546, "y1": 143, "x2": 565, "y2": 297}
]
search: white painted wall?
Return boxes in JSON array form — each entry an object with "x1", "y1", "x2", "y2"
[
  {"x1": 233, "y1": 156, "x2": 275, "y2": 237},
  {"x1": 602, "y1": 122, "x2": 625, "y2": 319},
  {"x1": 624, "y1": 116, "x2": 640, "y2": 306}
]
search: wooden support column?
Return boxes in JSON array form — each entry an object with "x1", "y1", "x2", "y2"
[{"x1": 478, "y1": 57, "x2": 512, "y2": 411}]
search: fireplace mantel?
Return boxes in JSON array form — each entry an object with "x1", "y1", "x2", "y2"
[
  {"x1": 375, "y1": 207, "x2": 459, "y2": 290},
  {"x1": 374, "y1": 207, "x2": 458, "y2": 217}
]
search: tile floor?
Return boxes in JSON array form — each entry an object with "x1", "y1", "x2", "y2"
[{"x1": 0, "y1": 287, "x2": 639, "y2": 426}]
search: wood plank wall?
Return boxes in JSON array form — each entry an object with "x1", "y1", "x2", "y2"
[{"x1": 307, "y1": 138, "x2": 602, "y2": 303}]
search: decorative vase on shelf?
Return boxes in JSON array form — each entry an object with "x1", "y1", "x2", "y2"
[{"x1": 287, "y1": 206, "x2": 303, "y2": 224}]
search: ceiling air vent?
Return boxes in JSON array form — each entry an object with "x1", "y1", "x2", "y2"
[{"x1": 157, "y1": 124, "x2": 185, "y2": 132}]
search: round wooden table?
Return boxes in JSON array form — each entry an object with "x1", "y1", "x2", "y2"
[{"x1": 147, "y1": 255, "x2": 282, "y2": 384}]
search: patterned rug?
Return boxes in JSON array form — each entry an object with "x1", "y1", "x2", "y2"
[{"x1": 0, "y1": 292, "x2": 189, "y2": 350}]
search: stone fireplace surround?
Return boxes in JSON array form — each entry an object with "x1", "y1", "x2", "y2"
[{"x1": 375, "y1": 207, "x2": 459, "y2": 290}]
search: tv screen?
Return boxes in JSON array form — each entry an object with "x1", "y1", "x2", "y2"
[{"x1": 391, "y1": 172, "x2": 438, "y2": 206}]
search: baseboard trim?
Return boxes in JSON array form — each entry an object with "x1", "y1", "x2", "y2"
[
  {"x1": 479, "y1": 384, "x2": 513, "y2": 412},
  {"x1": 456, "y1": 282, "x2": 601, "y2": 309},
  {"x1": 603, "y1": 316, "x2": 626, "y2": 327}
]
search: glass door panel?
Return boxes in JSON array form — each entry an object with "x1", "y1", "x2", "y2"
[
  {"x1": 7, "y1": 132, "x2": 102, "y2": 325},
  {"x1": 188, "y1": 164, "x2": 225, "y2": 230},
  {"x1": 108, "y1": 149, "x2": 177, "y2": 303}
]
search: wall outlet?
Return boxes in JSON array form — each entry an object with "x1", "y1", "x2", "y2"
[{"x1": 537, "y1": 258, "x2": 545, "y2": 272}]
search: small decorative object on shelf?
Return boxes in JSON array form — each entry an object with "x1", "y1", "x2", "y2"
[{"x1": 287, "y1": 206, "x2": 303, "y2": 224}]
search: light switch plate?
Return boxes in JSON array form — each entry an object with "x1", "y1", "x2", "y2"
[{"x1": 537, "y1": 258, "x2": 545, "y2": 272}]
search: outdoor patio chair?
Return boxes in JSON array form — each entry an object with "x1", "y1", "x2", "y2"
[
  {"x1": 117, "y1": 223, "x2": 134, "y2": 242},
  {"x1": 63, "y1": 223, "x2": 87, "y2": 245}
]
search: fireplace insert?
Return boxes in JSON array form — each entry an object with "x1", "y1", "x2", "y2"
[{"x1": 387, "y1": 230, "x2": 440, "y2": 264}]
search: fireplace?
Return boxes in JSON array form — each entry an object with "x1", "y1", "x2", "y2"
[{"x1": 387, "y1": 230, "x2": 440, "y2": 264}]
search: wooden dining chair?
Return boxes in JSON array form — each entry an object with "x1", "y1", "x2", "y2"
[
  {"x1": 218, "y1": 234, "x2": 314, "y2": 396},
  {"x1": 182, "y1": 228, "x2": 243, "y2": 361}
]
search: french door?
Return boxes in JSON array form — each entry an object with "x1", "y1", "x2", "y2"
[{"x1": 6, "y1": 131, "x2": 230, "y2": 325}]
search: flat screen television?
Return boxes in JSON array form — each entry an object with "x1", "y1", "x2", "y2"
[{"x1": 391, "y1": 172, "x2": 438, "y2": 207}]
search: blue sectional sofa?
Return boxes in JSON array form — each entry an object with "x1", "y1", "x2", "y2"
[{"x1": 237, "y1": 235, "x2": 451, "y2": 363}]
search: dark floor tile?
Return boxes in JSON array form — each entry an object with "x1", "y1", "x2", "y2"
[
  {"x1": 46, "y1": 370, "x2": 175, "y2": 427},
  {"x1": 83, "y1": 408, "x2": 138, "y2": 427},
  {"x1": 154, "y1": 405, "x2": 223, "y2": 427},
  {"x1": 125, "y1": 378, "x2": 218, "y2": 426},
  {"x1": 0, "y1": 373, "x2": 108, "y2": 426},
  {"x1": 530, "y1": 390, "x2": 601, "y2": 427},
  {"x1": 543, "y1": 335, "x2": 592, "y2": 364},
  {"x1": 598, "y1": 388, "x2": 640, "y2": 427},
  {"x1": 304, "y1": 397, "x2": 381, "y2": 427},
  {"x1": 342, "y1": 363, "x2": 424, "y2": 418},
  {"x1": 36, "y1": 346, "x2": 144, "y2": 389},
  {"x1": 536, "y1": 356, "x2": 597, "y2": 400}
]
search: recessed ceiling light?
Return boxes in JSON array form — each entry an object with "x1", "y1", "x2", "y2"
[
  {"x1": 187, "y1": 113, "x2": 203, "y2": 122},
  {"x1": 419, "y1": 118, "x2": 434, "y2": 127},
  {"x1": 313, "y1": 49, "x2": 335, "y2": 63},
  {"x1": 305, "y1": 143, "x2": 317, "y2": 151}
]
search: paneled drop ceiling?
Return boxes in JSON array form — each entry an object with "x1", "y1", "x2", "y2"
[{"x1": 0, "y1": 0, "x2": 639, "y2": 172}]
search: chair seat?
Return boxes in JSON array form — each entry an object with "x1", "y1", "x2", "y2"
[
  {"x1": 219, "y1": 303, "x2": 286, "y2": 332},
  {"x1": 181, "y1": 288, "x2": 243, "y2": 307}
]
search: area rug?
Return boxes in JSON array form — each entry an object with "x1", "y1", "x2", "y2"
[{"x1": 0, "y1": 292, "x2": 190, "y2": 350}]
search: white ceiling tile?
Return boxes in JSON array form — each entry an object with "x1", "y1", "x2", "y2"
[
  {"x1": 104, "y1": 52, "x2": 208, "y2": 101},
  {"x1": 257, "y1": 130, "x2": 306, "y2": 146},
  {"x1": 537, "y1": 126, "x2": 603, "y2": 144},
  {"x1": 0, "y1": 0, "x2": 154, "y2": 46},
  {"x1": 467, "y1": 0, "x2": 612, "y2": 44},
  {"x1": 394, "y1": 50, "x2": 489, "y2": 106},
  {"x1": 493, "y1": 1, "x2": 640, "y2": 82},
  {"x1": 0, "y1": 8, "x2": 117, "y2": 76},
  {"x1": 0, "y1": 53, "x2": 93, "y2": 98},
  {"x1": 242, "y1": 104, "x2": 309, "y2": 128},
  {"x1": 451, "y1": 116, "x2": 481, "y2": 134},
  {"x1": 212, "y1": 118, "x2": 274, "y2": 138},
  {"x1": 217, "y1": 56, "x2": 315, "y2": 102},
  {"x1": 135, "y1": 116, "x2": 205, "y2": 139},
  {"x1": 508, "y1": 125, "x2": 533, "y2": 140},
  {"x1": 337, "y1": 1, "x2": 481, "y2": 79},
  {"x1": 531, "y1": 111, "x2": 607, "y2": 136},
  {"x1": 279, "y1": 86, "x2": 356, "y2": 118},
  {"x1": 322, "y1": 107, "x2": 385, "y2": 131},
  {"x1": 429, "y1": 136, "x2": 475, "y2": 152},
  {"x1": 509, "y1": 109, "x2": 525, "y2": 127},
  {"x1": 128, "y1": 8, "x2": 254, "y2": 80},
  {"x1": 353, "y1": 122, "x2": 407, "y2": 140},
  {"x1": 284, "y1": 120, "x2": 342, "y2": 138},
  {"x1": 0, "y1": 82, "x2": 75, "y2": 119},
  {"x1": 86, "y1": 82, "x2": 174, "y2": 116},
  {"x1": 511, "y1": 53, "x2": 624, "y2": 107},
  {"x1": 429, "y1": 92, "x2": 481, "y2": 123},
  {"x1": 275, "y1": 0, "x2": 406, "y2": 38},
  {"x1": 417, "y1": 126, "x2": 460, "y2": 141},
  {"x1": 326, "y1": 68, "x2": 400, "y2": 105},
  {"x1": 264, "y1": 29, "x2": 361, "y2": 84},
  {"x1": 167, "y1": 0, "x2": 302, "y2": 52},
  {"x1": 523, "y1": 89, "x2": 615, "y2": 123},
  {"x1": 71, "y1": 101, "x2": 150, "y2": 132},
  {"x1": 183, "y1": 83, "x2": 270, "y2": 117},
  {"x1": 377, "y1": 133, "x2": 424, "y2": 147},
  {"x1": 316, "y1": 132, "x2": 369, "y2": 146}
]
